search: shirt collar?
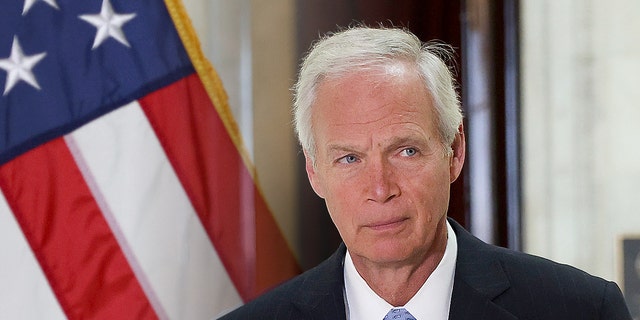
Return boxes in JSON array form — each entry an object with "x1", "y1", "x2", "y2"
[{"x1": 343, "y1": 220, "x2": 458, "y2": 320}]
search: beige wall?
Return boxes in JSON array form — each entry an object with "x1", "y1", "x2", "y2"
[
  {"x1": 522, "y1": 0, "x2": 640, "y2": 283},
  {"x1": 183, "y1": 0, "x2": 300, "y2": 257},
  {"x1": 251, "y1": 0, "x2": 299, "y2": 256}
]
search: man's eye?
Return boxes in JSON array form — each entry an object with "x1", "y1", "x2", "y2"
[
  {"x1": 401, "y1": 148, "x2": 418, "y2": 157},
  {"x1": 338, "y1": 155, "x2": 358, "y2": 164}
]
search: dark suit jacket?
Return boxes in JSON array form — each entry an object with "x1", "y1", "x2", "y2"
[{"x1": 219, "y1": 219, "x2": 632, "y2": 319}]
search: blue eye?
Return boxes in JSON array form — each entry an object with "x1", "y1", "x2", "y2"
[
  {"x1": 339, "y1": 155, "x2": 358, "y2": 164},
  {"x1": 402, "y1": 148, "x2": 417, "y2": 157}
]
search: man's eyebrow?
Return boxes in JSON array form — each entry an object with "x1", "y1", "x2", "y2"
[
  {"x1": 385, "y1": 136, "x2": 431, "y2": 150},
  {"x1": 325, "y1": 144, "x2": 360, "y2": 154}
]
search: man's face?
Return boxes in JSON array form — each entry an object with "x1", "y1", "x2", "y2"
[{"x1": 305, "y1": 66, "x2": 464, "y2": 268}]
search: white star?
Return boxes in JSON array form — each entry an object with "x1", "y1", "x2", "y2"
[
  {"x1": 0, "y1": 37, "x2": 47, "y2": 96},
  {"x1": 79, "y1": 0, "x2": 136, "y2": 49},
  {"x1": 22, "y1": 0, "x2": 59, "y2": 16}
]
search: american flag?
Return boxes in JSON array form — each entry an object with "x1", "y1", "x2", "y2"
[{"x1": 0, "y1": 0, "x2": 299, "y2": 319}]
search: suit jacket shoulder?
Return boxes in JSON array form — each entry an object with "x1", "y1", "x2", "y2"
[
  {"x1": 448, "y1": 219, "x2": 631, "y2": 320},
  {"x1": 218, "y1": 244, "x2": 347, "y2": 320}
]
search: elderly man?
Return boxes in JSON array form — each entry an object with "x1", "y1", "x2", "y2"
[{"x1": 220, "y1": 26, "x2": 631, "y2": 320}]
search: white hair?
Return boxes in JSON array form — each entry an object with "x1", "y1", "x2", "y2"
[{"x1": 293, "y1": 26, "x2": 463, "y2": 161}]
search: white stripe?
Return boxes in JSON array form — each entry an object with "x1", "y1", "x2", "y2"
[
  {"x1": 68, "y1": 101, "x2": 243, "y2": 319},
  {"x1": 65, "y1": 131, "x2": 170, "y2": 320},
  {"x1": 0, "y1": 191, "x2": 67, "y2": 320}
]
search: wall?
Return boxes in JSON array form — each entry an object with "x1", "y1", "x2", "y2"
[
  {"x1": 522, "y1": 0, "x2": 640, "y2": 283},
  {"x1": 182, "y1": 0, "x2": 300, "y2": 257}
]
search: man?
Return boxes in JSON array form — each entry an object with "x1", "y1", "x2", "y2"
[{"x1": 220, "y1": 26, "x2": 631, "y2": 319}]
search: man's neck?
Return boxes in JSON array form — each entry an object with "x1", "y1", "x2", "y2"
[{"x1": 349, "y1": 222, "x2": 448, "y2": 306}]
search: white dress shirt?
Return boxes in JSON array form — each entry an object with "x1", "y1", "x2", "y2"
[{"x1": 343, "y1": 221, "x2": 458, "y2": 320}]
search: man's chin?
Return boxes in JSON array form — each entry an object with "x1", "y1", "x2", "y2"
[{"x1": 351, "y1": 241, "x2": 418, "y2": 266}]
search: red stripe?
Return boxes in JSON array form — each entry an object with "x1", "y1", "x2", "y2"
[
  {"x1": 255, "y1": 186, "x2": 302, "y2": 296},
  {"x1": 139, "y1": 73, "x2": 300, "y2": 301},
  {"x1": 0, "y1": 138, "x2": 157, "y2": 320}
]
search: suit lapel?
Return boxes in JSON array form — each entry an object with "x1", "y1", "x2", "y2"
[
  {"x1": 449, "y1": 279, "x2": 517, "y2": 320},
  {"x1": 448, "y1": 219, "x2": 518, "y2": 320}
]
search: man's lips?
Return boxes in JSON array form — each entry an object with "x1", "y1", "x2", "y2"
[{"x1": 364, "y1": 217, "x2": 409, "y2": 231}]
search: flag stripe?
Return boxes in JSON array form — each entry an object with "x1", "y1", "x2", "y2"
[
  {"x1": 65, "y1": 110, "x2": 171, "y2": 320},
  {"x1": 0, "y1": 139, "x2": 157, "y2": 320},
  {"x1": 68, "y1": 99, "x2": 243, "y2": 318},
  {"x1": 255, "y1": 190, "x2": 301, "y2": 296},
  {"x1": 140, "y1": 73, "x2": 301, "y2": 302},
  {"x1": 165, "y1": 1, "x2": 301, "y2": 297},
  {"x1": 139, "y1": 73, "x2": 257, "y2": 300},
  {"x1": 0, "y1": 191, "x2": 66, "y2": 320}
]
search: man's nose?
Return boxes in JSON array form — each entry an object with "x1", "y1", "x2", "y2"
[{"x1": 366, "y1": 157, "x2": 400, "y2": 203}]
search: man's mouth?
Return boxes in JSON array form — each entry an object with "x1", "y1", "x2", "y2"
[{"x1": 365, "y1": 217, "x2": 409, "y2": 231}]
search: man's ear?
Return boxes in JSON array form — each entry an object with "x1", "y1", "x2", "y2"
[
  {"x1": 449, "y1": 124, "x2": 466, "y2": 183},
  {"x1": 304, "y1": 151, "x2": 325, "y2": 198}
]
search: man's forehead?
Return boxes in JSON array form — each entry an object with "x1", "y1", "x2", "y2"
[{"x1": 312, "y1": 81, "x2": 428, "y2": 119}]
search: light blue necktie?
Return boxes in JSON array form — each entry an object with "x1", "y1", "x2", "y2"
[{"x1": 383, "y1": 308, "x2": 417, "y2": 320}]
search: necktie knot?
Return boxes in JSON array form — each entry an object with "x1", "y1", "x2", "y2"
[{"x1": 383, "y1": 307, "x2": 416, "y2": 320}]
